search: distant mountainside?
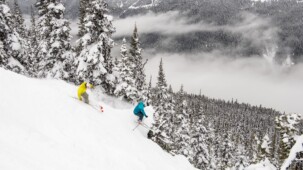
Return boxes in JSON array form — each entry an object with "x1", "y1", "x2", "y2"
[
  {"x1": 9, "y1": 0, "x2": 79, "y2": 18},
  {"x1": 12, "y1": 0, "x2": 160, "y2": 18},
  {"x1": 12, "y1": 0, "x2": 303, "y2": 63}
]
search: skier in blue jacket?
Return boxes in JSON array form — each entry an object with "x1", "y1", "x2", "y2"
[{"x1": 133, "y1": 101, "x2": 148, "y2": 123}]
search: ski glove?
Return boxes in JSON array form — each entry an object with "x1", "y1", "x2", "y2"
[{"x1": 146, "y1": 115, "x2": 148, "y2": 118}]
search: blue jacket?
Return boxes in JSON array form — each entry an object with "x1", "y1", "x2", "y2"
[{"x1": 133, "y1": 102, "x2": 147, "y2": 117}]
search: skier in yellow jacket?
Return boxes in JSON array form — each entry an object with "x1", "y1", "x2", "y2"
[{"x1": 78, "y1": 82, "x2": 93, "y2": 104}]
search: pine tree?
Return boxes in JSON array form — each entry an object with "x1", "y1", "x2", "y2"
[
  {"x1": 151, "y1": 58, "x2": 175, "y2": 152},
  {"x1": 12, "y1": 0, "x2": 26, "y2": 38},
  {"x1": 189, "y1": 111, "x2": 210, "y2": 169},
  {"x1": 75, "y1": 0, "x2": 116, "y2": 93},
  {"x1": 35, "y1": 0, "x2": 49, "y2": 16},
  {"x1": 29, "y1": 6, "x2": 37, "y2": 43},
  {"x1": 251, "y1": 133, "x2": 261, "y2": 163},
  {"x1": 129, "y1": 24, "x2": 147, "y2": 100},
  {"x1": 172, "y1": 84, "x2": 190, "y2": 155},
  {"x1": 35, "y1": 0, "x2": 51, "y2": 76},
  {"x1": 271, "y1": 127, "x2": 280, "y2": 166},
  {"x1": 115, "y1": 38, "x2": 138, "y2": 102},
  {"x1": 78, "y1": 0, "x2": 86, "y2": 37},
  {"x1": 27, "y1": 6, "x2": 38, "y2": 76},
  {"x1": 34, "y1": 0, "x2": 73, "y2": 80},
  {"x1": 260, "y1": 133, "x2": 272, "y2": 160},
  {"x1": 234, "y1": 144, "x2": 250, "y2": 169},
  {"x1": 206, "y1": 124, "x2": 217, "y2": 170},
  {"x1": 0, "y1": 41, "x2": 8, "y2": 67},
  {"x1": 220, "y1": 132, "x2": 235, "y2": 169},
  {"x1": 276, "y1": 113, "x2": 301, "y2": 166},
  {"x1": 0, "y1": 0, "x2": 27, "y2": 73},
  {"x1": 168, "y1": 84, "x2": 173, "y2": 94},
  {"x1": 0, "y1": 1, "x2": 11, "y2": 69},
  {"x1": 156, "y1": 58, "x2": 167, "y2": 89},
  {"x1": 44, "y1": 0, "x2": 72, "y2": 80},
  {"x1": 146, "y1": 76, "x2": 153, "y2": 106}
]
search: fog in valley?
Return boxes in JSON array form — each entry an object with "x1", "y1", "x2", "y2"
[{"x1": 112, "y1": 12, "x2": 303, "y2": 114}]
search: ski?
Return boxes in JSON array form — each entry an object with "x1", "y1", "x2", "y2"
[
  {"x1": 90, "y1": 104, "x2": 104, "y2": 113},
  {"x1": 70, "y1": 96, "x2": 104, "y2": 112},
  {"x1": 133, "y1": 121, "x2": 150, "y2": 131},
  {"x1": 140, "y1": 123, "x2": 150, "y2": 130}
]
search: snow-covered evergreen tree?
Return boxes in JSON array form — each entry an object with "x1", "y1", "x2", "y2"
[
  {"x1": 281, "y1": 135, "x2": 303, "y2": 170},
  {"x1": 27, "y1": 6, "x2": 38, "y2": 76},
  {"x1": 251, "y1": 133, "x2": 261, "y2": 163},
  {"x1": 188, "y1": 111, "x2": 210, "y2": 170},
  {"x1": 151, "y1": 58, "x2": 175, "y2": 152},
  {"x1": 75, "y1": 0, "x2": 116, "y2": 93},
  {"x1": 44, "y1": 0, "x2": 72, "y2": 80},
  {"x1": 114, "y1": 38, "x2": 138, "y2": 102},
  {"x1": 35, "y1": 0, "x2": 49, "y2": 16},
  {"x1": 172, "y1": 85, "x2": 190, "y2": 155},
  {"x1": 260, "y1": 133, "x2": 272, "y2": 160},
  {"x1": 78, "y1": 0, "x2": 86, "y2": 37},
  {"x1": 276, "y1": 113, "x2": 301, "y2": 165},
  {"x1": 0, "y1": 0, "x2": 27, "y2": 73},
  {"x1": 146, "y1": 76, "x2": 153, "y2": 106},
  {"x1": 12, "y1": 0, "x2": 26, "y2": 38},
  {"x1": 34, "y1": 0, "x2": 73, "y2": 80},
  {"x1": 35, "y1": 0, "x2": 51, "y2": 76},
  {"x1": 271, "y1": 127, "x2": 280, "y2": 166},
  {"x1": 234, "y1": 144, "x2": 250, "y2": 170},
  {"x1": 129, "y1": 24, "x2": 147, "y2": 100},
  {"x1": 205, "y1": 124, "x2": 217, "y2": 170},
  {"x1": 0, "y1": 40, "x2": 8, "y2": 66},
  {"x1": 219, "y1": 132, "x2": 235, "y2": 169}
]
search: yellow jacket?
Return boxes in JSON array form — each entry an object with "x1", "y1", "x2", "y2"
[{"x1": 77, "y1": 82, "x2": 93, "y2": 100}]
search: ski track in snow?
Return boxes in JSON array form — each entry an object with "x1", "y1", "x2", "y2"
[{"x1": 0, "y1": 68, "x2": 196, "y2": 170}]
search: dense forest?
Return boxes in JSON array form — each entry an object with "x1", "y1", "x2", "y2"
[{"x1": 149, "y1": 59, "x2": 303, "y2": 169}]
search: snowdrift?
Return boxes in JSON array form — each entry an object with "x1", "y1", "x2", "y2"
[
  {"x1": 244, "y1": 158, "x2": 276, "y2": 170},
  {"x1": 0, "y1": 68, "x2": 196, "y2": 170}
]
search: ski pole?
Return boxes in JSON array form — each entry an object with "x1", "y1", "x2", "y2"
[
  {"x1": 140, "y1": 124, "x2": 150, "y2": 130},
  {"x1": 132, "y1": 123, "x2": 140, "y2": 131}
]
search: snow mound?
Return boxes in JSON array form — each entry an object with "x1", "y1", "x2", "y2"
[
  {"x1": 244, "y1": 158, "x2": 276, "y2": 170},
  {"x1": 0, "y1": 68, "x2": 196, "y2": 170}
]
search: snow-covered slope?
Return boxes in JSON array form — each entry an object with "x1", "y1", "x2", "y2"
[{"x1": 0, "y1": 68, "x2": 196, "y2": 170}]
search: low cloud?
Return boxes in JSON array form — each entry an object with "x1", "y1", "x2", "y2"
[
  {"x1": 113, "y1": 11, "x2": 279, "y2": 51},
  {"x1": 225, "y1": 12, "x2": 279, "y2": 50},
  {"x1": 145, "y1": 52, "x2": 303, "y2": 114},
  {"x1": 113, "y1": 11, "x2": 216, "y2": 37}
]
